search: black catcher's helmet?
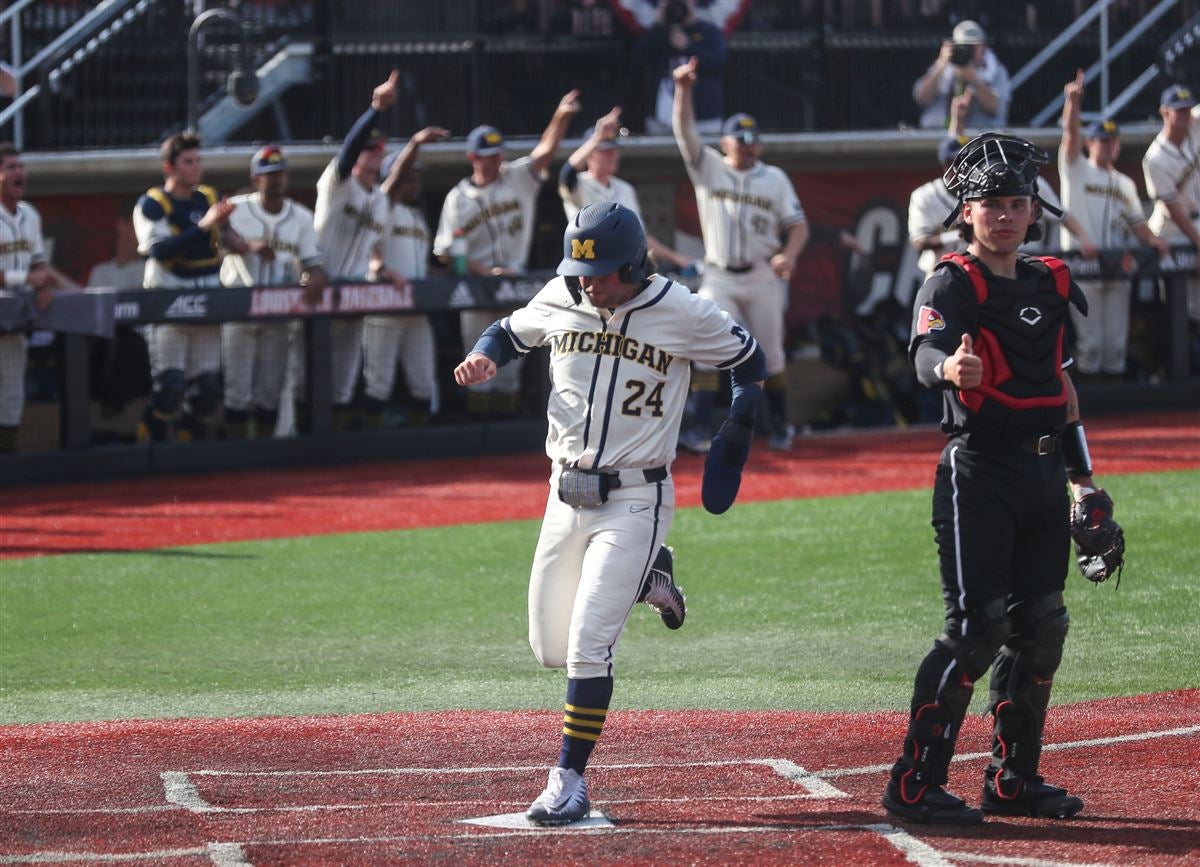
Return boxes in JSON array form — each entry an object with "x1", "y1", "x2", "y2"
[{"x1": 940, "y1": 132, "x2": 1063, "y2": 226}]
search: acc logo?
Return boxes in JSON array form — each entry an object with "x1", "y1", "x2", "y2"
[
  {"x1": 571, "y1": 238, "x2": 596, "y2": 260},
  {"x1": 917, "y1": 305, "x2": 945, "y2": 334},
  {"x1": 164, "y1": 294, "x2": 207, "y2": 318},
  {"x1": 1019, "y1": 306, "x2": 1042, "y2": 325}
]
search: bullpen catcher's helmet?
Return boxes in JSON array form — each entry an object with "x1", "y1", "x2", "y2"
[
  {"x1": 558, "y1": 202, "x2": 649, "y2": 287},
  {"x1": 940, "y1": 132, "x2": 1063, "y2": 226}
]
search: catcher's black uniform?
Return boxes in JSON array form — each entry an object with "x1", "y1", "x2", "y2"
[{"x1": 886, "y1": 251, "x2": 1089, "y2": 821}]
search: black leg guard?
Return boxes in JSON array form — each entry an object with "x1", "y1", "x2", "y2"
[{"x1": 981, "y1": 593, "x2": 1081, "y2": 818}]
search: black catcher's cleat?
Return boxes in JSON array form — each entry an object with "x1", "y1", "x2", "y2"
[
  {"x1": 883, "y1": 779, "x2": 984, "y2": 825},
  {"x1": 981, "y1": 773, "x2": 1084, "y2": 818}
]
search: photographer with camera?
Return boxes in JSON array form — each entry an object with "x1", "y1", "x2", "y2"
[
  {"x1": 913, "y1": 20, "x2": 1010, "y2": 131},
  {"x1": 637, "y1": 0, "x2": 726, "y2": 135}
]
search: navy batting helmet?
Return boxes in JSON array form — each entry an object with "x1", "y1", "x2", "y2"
[{"x1": 557, "y1": 202, "x2": 649, "y2": 285}]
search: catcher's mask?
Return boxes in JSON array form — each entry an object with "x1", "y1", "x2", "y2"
[
  {"x1": 558, "y1": 202, "x2": 649, "y2": 303},
  {"x1": 941, "y1": 132, "x2": 1063, "y2": 227}
]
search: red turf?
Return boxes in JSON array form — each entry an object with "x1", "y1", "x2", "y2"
[{"x1": 0, "y1": 691, "x2": 1196, "y2": 864}]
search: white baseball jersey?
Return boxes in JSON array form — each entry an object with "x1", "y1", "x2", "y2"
[
  {"x1": 433, "y1": 156, "x2": 545, "y2": 270},
  {"x1": 221, "y1": 193, "x2": 323, "y2": 287},
  {"x1": 908, "y1": 177, "x2": 964, "y2": 278},
  {"x1": 0, "y1": 200, "x2": 47, "y2": 427},
  {"x1": 685, "y1": 146, "x2": 805, "y2": 269},
  {"x1": 501, "y1": 273, "x2": 758, "y2": 471},
  {"x1": 379, "y1": 202, "x2": 429, "y2": 278},
  {"x1": 559, "y1": 172, "x2": 642, "y2": 224},
  {"x1": 1142, "y1": 107, "x2": 1200, "y2": 241},
  {"x1": 1058, "y1": 151, "x2": 1146, "y2": 250},
  {"x1": 0, "y1": 200, "x2": 46, "y2": 291},
  {"x1": 314, "y1": 159, "x2": 388, "y2": 280}
]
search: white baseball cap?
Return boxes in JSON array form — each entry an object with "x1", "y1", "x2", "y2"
[{"x1": 952, "y1": 20, "x2": 986, "y2": 44}]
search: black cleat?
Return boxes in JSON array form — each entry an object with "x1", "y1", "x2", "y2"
[
  {"x1": 883, "y1": 780, "x2": 984, "y2": 825},
  {"x1": 981, "y1": 773, "x2": 1084, "y2": 818},
  {"x1": 637, "y1": 545, "x2": 686, "y2": 630}
]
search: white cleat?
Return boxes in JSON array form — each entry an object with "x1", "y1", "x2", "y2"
[
  {"x1": 768, "y1": 424, "x2": 796, "y2": 451},
  {"x1": 525, "y1": 767, "x2": 591, "y2": 826}
]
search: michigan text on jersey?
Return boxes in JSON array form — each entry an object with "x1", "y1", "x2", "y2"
[{"x1": 550, "y1": 331, "x2": 674, "y2": 374}]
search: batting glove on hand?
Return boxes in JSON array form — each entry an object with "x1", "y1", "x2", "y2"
[{"x1": 701, "y1": 417, "x2": 753, "y2": 514}]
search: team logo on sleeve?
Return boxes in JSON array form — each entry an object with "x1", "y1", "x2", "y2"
[
  {"x1": 917, "y1": 305, "x2": 945, "y2": 334},
  {"x1": 570, "y1": 238, "x2": 596, "y2": 259}
]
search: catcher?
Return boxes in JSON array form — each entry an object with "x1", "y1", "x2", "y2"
[{"x1": 882, "y1": 133, "x2": 1124, "y2": 826}]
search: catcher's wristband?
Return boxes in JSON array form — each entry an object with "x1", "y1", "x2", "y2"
[{"x1": 1062, "y1": 420, "x2": 1093, "y2": 478}]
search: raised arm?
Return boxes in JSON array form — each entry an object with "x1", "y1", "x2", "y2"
[
  {"x1": 530, "y1": 89, "x2": 582, "y2": 176},
  {"x1": 672, "y1": 57, "x2": 703, "y2": 166},
  {"x1": 381, "y1": 125, "x2": 450, "y2": 200},
  {"x1": 335, "y1": 71, "x2": 399, "y2": 180},
  {"x1": 1061, "y1": 69, "x2": 1085, "y2": 165}
]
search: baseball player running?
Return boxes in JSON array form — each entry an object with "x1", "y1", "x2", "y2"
[
  {"x1": 134, "y1": 132, "x2": 241, "y2": 443},
  {"x1": 1142, "y1": 84, "x2": 1200, "y2": 326},
  {"x1": 434, "y1": 90, "x2": 580, "y2": 419},
  {"x1": 1060, "y1": 71, "x2": 1168, "y2": 380},
  {"x1": 301, "y1": 72, "x2": 395, "y2": 431},
  {"x1": 671, "y1": 56, "x2": 808, "y2": 452},
  {"x1": 558, "y1": 106, "x2": 693, "y2": 272},
  {"x1": 0, "y1": 142, "x2": 56, "y2": 452},
  {"x1": 362, "y1": 126, "x2": 449, "y2": 428},
  {"x1": 220, "y1": 145, "x2": 328, "y2": 438},
  {"x1": 454, "y1": 202, "x2": 765, "y2": 825}
]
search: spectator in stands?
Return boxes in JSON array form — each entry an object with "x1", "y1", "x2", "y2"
[
  {"x1": 637, "y1": 0, "x2": 727, "y2": 135},
  {"x1": 912, "y1": 19, "x2": 1010, "y2": 131},
  {"x1": 558, "y1": 105, "x2": 694, "y2": 272},
  {"x1": 1060, "y1": 71, "x2": 1167, "y2": 382},
  {"x1": 133, "y1": 132, "x2": 243, "y2": 443},
  {"x1": 0, "y1": 61, "x2": 16, "y2": 98},
  {"x1": 433, "y1": 90, "x2": 580, "y2": 419},
  {"x1": 0, "y1": 142, "x2": 57, "y2": 452}
]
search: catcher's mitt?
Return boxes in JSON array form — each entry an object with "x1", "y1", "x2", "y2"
[{"x1": 1071, "y1": 489, "x2": 1125, "y2": 586}]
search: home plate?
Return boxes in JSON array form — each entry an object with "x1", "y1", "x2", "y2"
[{"x1": 459, "y1": 810, "x2": 614, "y2": 830}]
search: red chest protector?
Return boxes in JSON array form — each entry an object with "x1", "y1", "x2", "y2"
[{"x1": 941, "y1": 253, "x2": 1072, "y2": 427}]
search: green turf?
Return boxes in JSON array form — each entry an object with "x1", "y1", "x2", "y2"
[{"x1": 1, "y1": 470, "x2": 1196, "y2": 724}]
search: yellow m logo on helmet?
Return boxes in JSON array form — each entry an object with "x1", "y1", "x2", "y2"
[{"x1": 571, "y1": 238, "x2": 596, "y2": 260}]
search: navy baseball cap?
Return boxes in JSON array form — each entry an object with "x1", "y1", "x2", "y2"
[
  {"x1": 1085, "y1": 119, "x2": 1120, "y2": 139},
  {"x1": 250, "y1": 145, "x2": 287, "y2": 176},
  {"x1": 722, "y1": 113, "x2": 759, "y2": 142},
  {"x1": 583, "y1": 126, "x2": 619, "y2": 150},
  {"x1": 1160, "y1": 84, "x2": 1197, "y2": 109},
  {"x1": 937, "y1": 135, "x2": 968, "y2": 164},
  {"x1": 467, "y1": 125, "x2": 505, "y2": 155}
]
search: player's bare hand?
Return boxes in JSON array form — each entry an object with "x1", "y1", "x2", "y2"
[
  {"x1": 198, "y1": 199, "x2": 235, "y2": 231},
  {"x1": 411, "y1": 126, "x2": 450, "y2": 146},
  {"x1": 1064, "y1": 69, "x2": 1085, "y2": 104},
  {"x1": 454, "y1": 352, "x2": 497, "y2": 386},
  {"x1": 301, "y1": 268, "x2": 328, "y2": 307},
  {"x1": 944, "y1": 333, "x2": 983, "y2": 389},
  {"x1": 1080, "y1": 241, "x2": 1099, "y2": 260},
  {"x1": 384, "y1": 269, "x2": 409, "y2": 292},
  {"x1": 770, "y1": 253, "x2": 793, "y2": 281},
  {"x1": 555, "y1": 89, "x2": 583, "y2": 118},
  {"x1": 594, "y1": 107, "x2": 622, "y2": 139},
  {"x1": 27, "y1": 266, "x2": 56, "y2": 291},
  {"x1": 673, "y1": 57, "x2": 699, "y2": 89},
  {"x1": 248, "y1": 238, "x2": 276, "y2": 263},
  {"x1": 1150, "y1": 237, "x2": 1170, "y2": 258},
  {"x1": 372, "y1": 70, "x2": 400, "y2": 112},
  {"x1": 950, "y1": 91, "x2": 972, "y2": 128},
  {"x1": 935, "y1": 40, "x2": 954, "y2": 69}
]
